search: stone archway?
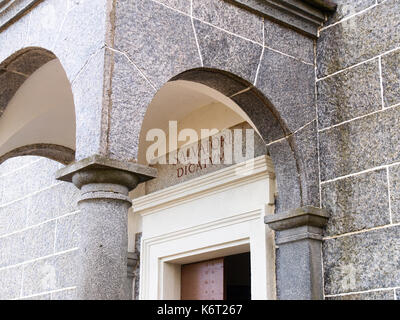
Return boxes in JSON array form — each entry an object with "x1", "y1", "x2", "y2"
[
  {"x1": 108, "y1": 64, "x2": 319, "y2": 215},
  {"x1": 0, "y1": 47, "x2": 76, "y2": 164},
  {"x1": 169, "y1": 68, "x2": 319, "y2": 214}
]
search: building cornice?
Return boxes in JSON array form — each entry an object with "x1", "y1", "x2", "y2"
[
  {"x1": 230, "y1": 0, "x2": 336, "y2": 38},
  {"x1": 0, "y1": 0, "x2": 41, "y2": 31},
  {"x1": 0, "y1": 1, "x2": 336, "y2": 37}
]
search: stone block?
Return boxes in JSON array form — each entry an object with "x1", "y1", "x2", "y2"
[
  {"x1": 23, "y1": 221, "x2": 56, "y2": 262},
  {"x1": 22, "y1": 250, "x2": 78, "y2": 296},
  {"x1": 324, "y1": 0, "x2": 376, "y2": 26},
  {"x1": 322, "y1": 169, "x2": 390, "y2": 236},
  {"x1": 389, "y1": 164, "x2": 400, "y2": 224},
  {"x1": 27, "y1": 182, "x2": 79, "y2": 226},
  {"x1": 194, "y1": 20, "x2": 263, "y2": 84},
  {"x1": 71, "y1": 48, "x2": 105, "y2": 160},
  {"x1": 291, "y1": 121, "x2": 320, "y2": 207},
  {"x1": 0, "y1": 199, "x2": 27, "y2": 237},
  {"x1": 319, "y1": 106, "x2": 400, "y2": 181},
  {"x1": 0, "y1": 220, "x2": 54, "y2": 268},
  {"x1": 0, "y1": 165, "x2": 27, "y2": 205},
  {"x1": 317, "y1": 59, "x2": 382, "y2": 129},
  {"x1": 381, "y1": 48, "x2": 400, "y2": 108},
  {"x1": 276, "y1": 238, "x2": 324, "y2": 299},
  {"x1": 276, "y1": 240, "x2": 312, "y2": 299},
  {"x1": 107, "y1": 50, "x2": 156, "y2": 161},
  {"x1": 114, "y1": 0, "x2": 201, "y2": 89},
  {"x1": 323, "y1": 226, "x2": 400, "y2": 295},
  {"x1": 264, "y1": 18, "x2": 314, "y2": 64},
  {"x1": 230, "y1": 88, "x2": 285, "y2": 144},
  {"x1": 268, "y1": 138, "x2": 302, "y2": 214},
  {"x1": 156, "y1": 0, "x2": 190, "y2": 14},
  {"x1": 257, "y1": 49, "x2": 315, "y2": 132},
  {"x1": 53, "y1": 0, "x2": 106, "y2": 81},
  {"x1": 317, "y1": 0, "x2": 400, "y2": 77},
  {"x1": 0, "y1": 156, "x2": 40, "y2": 176},
  {"x1": 0, "y1": 10, "x2": 30, "y2": 64},
  {"x1": 55, "y1": 212, "x2": 80, "y2": 253},
  {"x1": 193, "y1": 0, "x2": 263, "y2": 44},
  {"x1": 0, "y1": 232, "x2": 24, "y2": 268},
  {"x1": 0, "y1": 266, "x2": 23, "y2": 299},
  {"x1": 24, "y1": 158, "x2": 62, "y2": 195},
  {"x1": 172, "y1": 68, "x2": 248, "y2": 97},
  {"x1": 25, "y1": 0, "x2": 69, "y2": 50}
]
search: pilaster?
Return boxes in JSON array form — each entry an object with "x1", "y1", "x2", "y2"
[{"x1": 265, "y1": 206, "x2": 329, "y2": 300}]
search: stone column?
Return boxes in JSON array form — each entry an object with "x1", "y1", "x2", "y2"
[
  {"x1": 56, "y1": 155, "x2": 156, "y2": 300},
  {"x1": 264, "y1": 206, "x2": 329, "y2": 300}
]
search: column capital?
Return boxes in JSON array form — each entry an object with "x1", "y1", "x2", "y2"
[
  {"x1": 54, "y1": 155, "x2": 156, "y2": 299},
  {"x1": 55, "y1": 154, "x2": 157, "y2": 190},
  {"x1": 265, "y1": 206, "x2": 329, "y2": 244},
  {"x1": 265, "y1": 206, "x2": 329, "y2": 231}
]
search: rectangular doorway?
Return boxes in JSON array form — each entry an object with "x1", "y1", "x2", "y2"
[{"x1": 181, "y1": 252, "x2": 251, "y2": 300}]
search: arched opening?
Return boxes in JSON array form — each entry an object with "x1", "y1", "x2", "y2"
[
  {"x1": 129, "y1": 73, "x2": 279, "y2": 300},
  {"x1": 0, "y1": 48, "x2": 79, "y2": 300},
  {"x1": 0, "y1": 48, "x2": 76, "y2": 164}
]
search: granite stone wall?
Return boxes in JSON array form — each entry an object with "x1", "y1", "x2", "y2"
[
  {"x1": 0, "y1": 0, "x2": 111, "y2": 161},
  {"x1": 110, "y1": 0, "x2": 319, "y2": 217},
  {"x1": 0, "y1": 0, "x2": 399, "y2": 301},
  {"x1": 317, "y1": 0, "x2": 400, "y2": 300},
  {"x1": 0, "y1": 156, "x2": 80, "y2": 300}
]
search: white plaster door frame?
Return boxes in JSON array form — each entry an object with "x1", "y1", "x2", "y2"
[{"x1": 132, "y1": 155, "x2": 277, "y2": 300}]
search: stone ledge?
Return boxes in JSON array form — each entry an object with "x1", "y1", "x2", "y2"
[
  {"x1": 55, "y1": 154, "x2": 157, "y2": 185},
  {"x1": 303, "y1": 0, "x2": 336, "y2": 11},
  {"x1": 0, "y1": 0, "x2": 41, "y2": 31},
  {"x1": 264, "y1": 206, "x2": 330, "y2": 231},
  {"x1": 230, "y1": 0, "x2": 336, "y2": 38}
]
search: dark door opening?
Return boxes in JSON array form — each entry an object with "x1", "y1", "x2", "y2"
[
  {"x1": 181, "y1": 252, "x2": 251, "y2": 300},
  {"x1": 224, "y1": 252, "x2": 251, "y2": 300}
]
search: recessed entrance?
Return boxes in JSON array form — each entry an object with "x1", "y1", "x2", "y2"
[{"x1": 181, "y1": 252, "x2": 251, "y2": 300}]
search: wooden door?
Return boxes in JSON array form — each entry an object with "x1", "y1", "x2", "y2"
[{"x1": 181, "y1": 258, "x2": 224, "y2": 300}]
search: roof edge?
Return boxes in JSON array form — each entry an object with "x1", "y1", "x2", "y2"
[{"x1": 303, "y1": 0, "x2": 337, "y2": 12}]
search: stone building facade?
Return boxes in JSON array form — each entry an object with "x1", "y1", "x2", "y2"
[{"x1": 0, "y1": 0, "x2": 399, "y2": 300}]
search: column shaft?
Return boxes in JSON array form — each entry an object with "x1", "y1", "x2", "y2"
[
  {"x1": 265, "y1": 206, "x2": 329, "y2": 300},
  {"x1": 56, "y1": 155, "x2": 156, "y2": 300}
]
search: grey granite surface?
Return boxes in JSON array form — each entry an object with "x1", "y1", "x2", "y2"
[
  {"x1": 22, "y1": 250, "x2": 78, "y2": 297},
  {"x1": 327, "y1": 289, "x2": 394, "y2": 300},
  {"x1": 322, "y1": 169, "x2": 390, "y2": 236},
  {"x1": 317, "y1": 59, "x2": 381, "y2": 129},
  {"x1": 389, "y1": 164, "x2": 400, "y2": 224},
  {"x1": 257, "y1": 48, "x2": 315, "y2": 132},
  {"x1": 382, "y1": 48, "x2": 400, "y2": 108},
  {"x1": 264, "y1": 18, "x2": 314, "y2": 64},
  {"x1": 114, "y1": 0, "x2": 200, "y2": 90},
  {"x1": 324, "y1": 0, "x2": 376, "y2": 26},
  {"x1": 323, "y1": 226, "x2": 400, "y2": 295},
  {"x1": 317, "y1": 0, "x2": 400, "y2": 77},
  {"x1": 193, "y1": 0, "x2": 263, "y2": 44},
  {"x1": 194, "y1": 19, "x2": 262, "y2": 84},
  {"x1": 319, "y1": 106, "x2": 400, "y2": 181}
]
